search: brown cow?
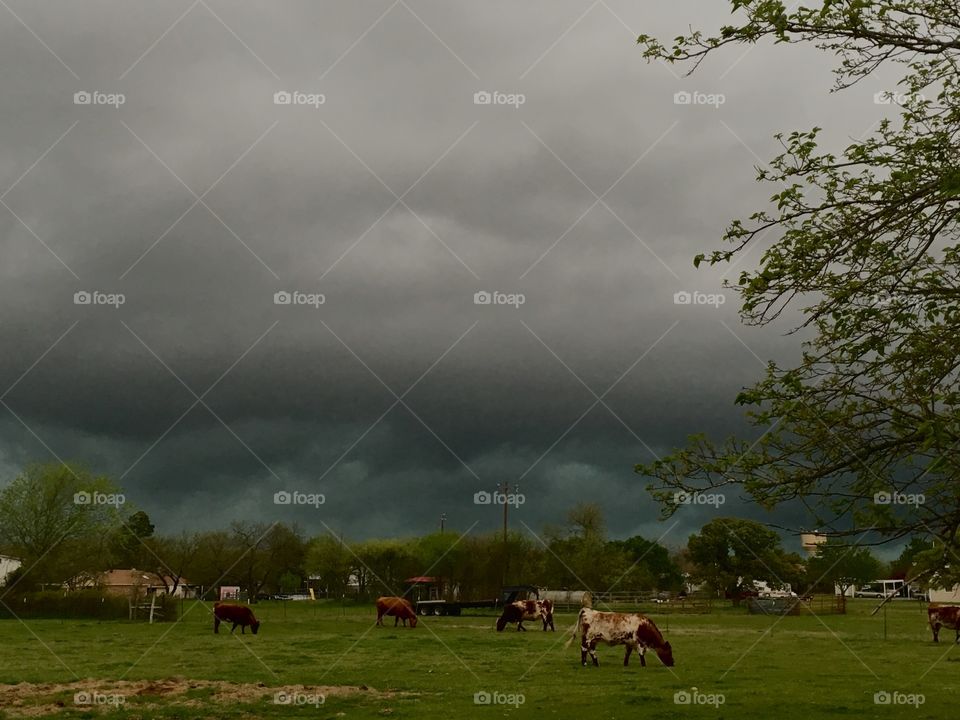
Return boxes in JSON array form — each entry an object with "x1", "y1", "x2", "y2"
[
  {"x1": 213, "y1": 602, "x2": 260, "y2": 635},
  {"x1": 376, "y1": 596, "x2": 418, "y2": 628},
  {"x1": 567, "y1": 608, "x2": 674, "y2": 667},
  {"x1": 496, "y1": 599, "x2": 555, "y2": 632},
  {"x1": 928, "y1": 605, "x2": 960, "y2": 643}
]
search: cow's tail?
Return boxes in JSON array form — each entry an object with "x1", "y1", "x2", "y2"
[{"x1": 564, "y1": 608, "x2": 584, "y2": 649}]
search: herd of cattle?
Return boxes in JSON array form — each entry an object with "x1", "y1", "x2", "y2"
[{"x1": 211, "y1": 598, "x2": 960, "y2": 667}]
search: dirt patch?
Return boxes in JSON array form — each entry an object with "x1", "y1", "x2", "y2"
[{"x1": 0, "y1": 678, "x2": 408, "y2": 717}]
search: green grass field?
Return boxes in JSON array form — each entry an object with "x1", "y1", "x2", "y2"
[{"x1": 0, "y1": 599, "x2": 956, "y2": 718}]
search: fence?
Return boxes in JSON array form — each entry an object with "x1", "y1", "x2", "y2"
[
  {"x1": 551, "y1": 591, "x2": 717, "y2": 614},
  {"x1": 747, "y1": 594, "x2": 846, "y2": 616},
  {"x1": 0, "y1": 591, "x2": 179, "y2": 621}
]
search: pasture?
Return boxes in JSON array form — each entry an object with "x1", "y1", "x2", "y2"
[{"x1": 0, "y1": 599, "x2": 955, "y2": 718}]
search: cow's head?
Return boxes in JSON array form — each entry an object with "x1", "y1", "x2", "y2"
[
  {"x1": 250, "y1": 620, "x2": 261, "y2": 635},
  {"x1": 409, "y1": 615, "x2": 418, "y2": 628},
  {"x1": 655, "y1": 640, "x2": 674, "y2": 667},
  {"x1": 495, "y1": 615, "x2": 509, "y2": 632}
]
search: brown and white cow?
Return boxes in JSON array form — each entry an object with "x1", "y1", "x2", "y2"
[
  {"x1": 567, "y1": 608, "x2": 674, "y2": 667},
  {"x1": 213, "y1": 602, "x2": 260, "y2": 635},
  {"x1": 928, "y1": 605, "x2": 960, "y2": 643},
  {"x1": 376, "y1": 596, "x2": 418, "y2": 628},
  {"x1": 496, "y1": 599, "x2": 555, "y2": 632}
]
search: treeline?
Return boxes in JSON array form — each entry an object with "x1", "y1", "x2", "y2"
[{"x1": 0, "y1": 462, "x2": 928, "y2": 599}]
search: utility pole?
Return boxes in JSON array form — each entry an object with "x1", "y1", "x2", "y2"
[{"x1": 440, "y1": 513, "x2": 446, "y2": 534}]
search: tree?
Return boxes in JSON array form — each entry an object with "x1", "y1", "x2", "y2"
[
  {"x1": 607, "y1": 536, "x2": 683, "y2": 591},
  {"x1": 147, "y1": 531, "x2": 200, "y2": 596},
  {"x1": 305, "y1": 535, "x2": 354, "y2": 597},
  {"x1": 110, "y1": 510, "x2": 155, "y2": 568},
  {"x1": 635, "y1": 2, "x2": 960, "y2": 582},
  {"x1": 0, "y1": 462, "x2": 124, "y2": 587},
  {"x1": 687, "y1": 518, "x2": 795, "y2": 600},
  {"x1": 806, "y1": 540, "x2": 883, "y2": 595},
  {"x1": 888, "y1": 536, "x2": 935, "y2": 579}
]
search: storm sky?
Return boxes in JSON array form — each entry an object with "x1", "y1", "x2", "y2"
[{"x1": 0, "y1": 1, "x2": 902, "y2": 550}]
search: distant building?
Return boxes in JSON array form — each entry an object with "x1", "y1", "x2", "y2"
[
  {"x1": 800, "y1": 531, "x2": 828, "y2": 556},
  {"x1": 0, "y1": 554, "x2": 22, "y2": 586},
  {"x1": 71, "y1": 569, "x2": 196, "y2": 598}
]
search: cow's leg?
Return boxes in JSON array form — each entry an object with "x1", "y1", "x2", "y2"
[
  {"x1": 376, "y1": 610, "x2": 383, "y2": 626},
  {"x1": 932, "y1": 622, "x2": 940, "y2": 642},
  {"x1": 517, "y1": 620, "x2": 527, "y2": 631},
  {"x1": 955, "y1": 627, "x2": 959, "y2": 644},
  {"x1": 624, "y1": 645, "x2": 632, "y2": 666},
  {"x1": 394, "y1": 616, "x2": 400, "y2": 627},
  {"x1": 580, "y1": 635, "x2": 589, "y2": 666},
  {"x1": 588, "y1": 640, "x2": 599, "y2": 666},
  {"x1": 230, "y1": 622, "x2": 238, "y2": 634},
  {"x1": 638, "y1": 645, "x2": 647, "y2": 667},
  {"x1": 214, "y1": 616, "x2": 221, "y2": 634}
]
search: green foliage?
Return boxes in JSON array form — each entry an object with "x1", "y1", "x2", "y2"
[
  {"x1": 687, "y1": 518, "x2": 795, "y2": 598},
  {"x1": 805, "y1": 539, "x2": 883, "y2": 594},
  {"x1": 635, "y1": 2, "x2": 960, "y2": 570}
]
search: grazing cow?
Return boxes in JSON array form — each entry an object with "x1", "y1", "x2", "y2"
[
  {"x1": 213, "y1": 602, "x2": 260, "y2": 635},
  {"x1": 496, "y1": 599, "x2": 555, "y2": 632},
  {"x1": 928, "y1": 605, "x2": 960, "y2": 643},
  {"x1": 376, "y1": 596, "x2": 418, "y2": 628},
  {"x1": 567, "y1": 608, "x2": 674, "y2": 667}
]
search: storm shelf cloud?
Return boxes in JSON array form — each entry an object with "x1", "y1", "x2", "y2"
[{"x1": 0, "y1": 0, "x2": 891, "y2": 546}]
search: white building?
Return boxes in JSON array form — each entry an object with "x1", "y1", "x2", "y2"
[{"x1": 0, "y1": 554, "x2": 22, "y2": 586}]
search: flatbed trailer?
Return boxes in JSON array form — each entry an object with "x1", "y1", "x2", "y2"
[{"x1": 410, "y1": 584, "x2": 540, "y2": 616}]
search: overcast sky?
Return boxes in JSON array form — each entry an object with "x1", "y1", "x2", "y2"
[{"x1": 0, "y1": 1, "x2": 904, "y2": 552}]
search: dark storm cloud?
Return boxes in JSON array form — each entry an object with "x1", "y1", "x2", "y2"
[{"x1": 0, "y1": 1, "x2": 896, "y2": 550}]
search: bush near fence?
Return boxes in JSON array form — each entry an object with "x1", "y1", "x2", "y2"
[{"x1": 0, "y1": 591, "x2": 179, "y2": 621}]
